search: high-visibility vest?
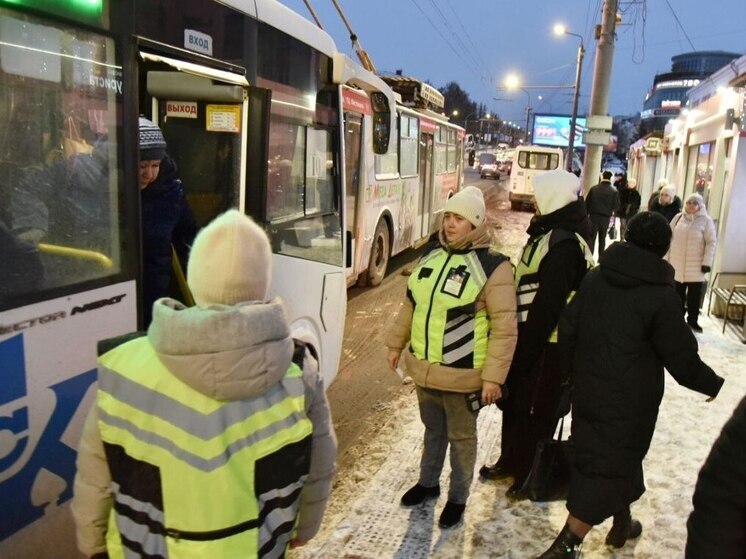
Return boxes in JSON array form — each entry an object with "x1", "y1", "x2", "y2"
[
  {"x1": 515, "y1": 229, "x2": 594, "y2": 342},
  {"x1": 408, "y1": 245, "x2": 508, "y2": 368},
  {"x1": 97, "y1": 337, "x2": 312, "y2": 559}
]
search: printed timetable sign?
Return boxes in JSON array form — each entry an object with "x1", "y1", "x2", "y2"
[{"x1": 206, "y1": 104, "x2": 241, "y2": 133}]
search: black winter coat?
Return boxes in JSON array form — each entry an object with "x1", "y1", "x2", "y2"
[
  {"x1": 618, "y1": 188, "x2": 641, "y2": 220},
  {"x1": 650, "y1": 195, "x2": 682, "y2": 222},
  {"x1": 686, "y1": 395, "x2": 746, "y2": 559},
  {"x1": 141, "y1": 155, "x2": 197, "y2": 326},
  {"x1": 585, "y1": 180, "x2": 620, "y2": 218},
  {"x1": 559, "y1": 241, "x2": 724, "y2": 524}
]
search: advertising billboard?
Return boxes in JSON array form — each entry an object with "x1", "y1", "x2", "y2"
[{"x1": 532, "y1": 113, "x2": 586, "y2": 148}]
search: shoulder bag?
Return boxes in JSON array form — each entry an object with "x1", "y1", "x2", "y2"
[{"x1": 518, "y1": 416, "x2": 572, "y2": 502}]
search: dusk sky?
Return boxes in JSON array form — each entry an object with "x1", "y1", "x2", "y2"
[{"x1": 280, "y1": 0, "x2": 744, "y2": 124}]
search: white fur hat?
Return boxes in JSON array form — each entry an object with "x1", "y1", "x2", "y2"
[
  {"x1": 187, "y1": 210, "x2": 271, "y2": 307},
  {"x1": 444, "y1": 186, "x2": 485, "y2": 227},
  {"x1": 532, "y1": 169, "x2": 580, "y2": 215}
]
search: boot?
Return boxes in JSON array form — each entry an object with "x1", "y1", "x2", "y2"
[
  {"x1": 479, "y1": 460, "x2": 513, "y2": 480},
  {"x1": 605, "y1": 509, "x2": 642, "y2": 548},
  {"x1": 438, "y1": 501, "x2": 466, "y2": 529},
  {"x1": 537, "y1": 524, "x2": 583, "y2": 558},
  {"x1": 400, "y1": 483, "x2": 440, "y2": 507}
]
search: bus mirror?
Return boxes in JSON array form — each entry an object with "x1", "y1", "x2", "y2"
[{"x1": 372, "y1": 111, "x2": 390, "y2": 154}]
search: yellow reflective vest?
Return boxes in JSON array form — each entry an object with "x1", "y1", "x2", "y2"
[
  {"x1": 515, "y1": 229, "x2": 594, "y2": 342},
  {"x1": 408, "y1": 245, "x2": 508, "y2": 369},
  {"x1": 96, "y1": 337, "x2": 312, "y2": 559}
]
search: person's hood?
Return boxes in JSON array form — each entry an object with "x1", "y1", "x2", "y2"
[
  {"x1": 142, "y1": 154, "x2": 181, "y2": 199},
  {"x1": 682, "y1": 206, "x2": 709, "y2": 221},
  {"x1": 599, "y1": 241, "x2": 675, "y2": 288},
  {"x1": 527, "y1": 198, "x2": 591, "y2": 240},
  {"x1": 438, "y1": 220, "x2": 493, "y2": 251},
  {"x1": 147, "y1": 297, "x2": 294, "y2": 401}
]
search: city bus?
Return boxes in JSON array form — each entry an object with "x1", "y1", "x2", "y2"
[
  {"x1": 342, "y1": 79, "x2": 464, "y2": 286},
  {"x1": 0, "y1": 0, "x2": 397, "y2": 555}
]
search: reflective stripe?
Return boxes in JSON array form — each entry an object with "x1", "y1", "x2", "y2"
[
  {"x1": 464, "y1": 252, "x2": 487, "y2": 288},
  {"x1": 442, "y1": 337, "x2": 475, "y2": 364},
  {"x1": 444, "y1": 313, "x2": 471, "y2": 330},
  {"x1": 443, "y1": 318, "x2": 475, "y2": 347},
  {"x1": 112, "y1": 481, "x2": 164, "y2": 528},
  {"x1": 115, "y1": 512, "x2": 167, "y2": 558},
  {"x1": 98, "y1": 367, "x2": 302, "y2": 440},
  {"x1": 99, "y1": 406, "x2": 307, "y2": 472}
]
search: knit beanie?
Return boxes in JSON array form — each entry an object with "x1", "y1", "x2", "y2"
[
  {"x1": 139, "y1": 117, "x2": 167, "y2": 161},
  {"x1": 624, "y1": 211, "x2": 671, "y2": 257},
  {"x1": 532, "y1": 169, "x2": 580, "y2": 215},
  {"x1": 187, "y1": 210, "x2": 272, "y2": 306},
  {"x1": 444, "y1": 186, "x2": 485, "y2": 227},
  {"x1": 686, "y1": 192, "x2": 705, "y2": 209}
]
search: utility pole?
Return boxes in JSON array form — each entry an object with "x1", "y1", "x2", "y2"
[{"x1": 581, "y1": 0, "x2": 619, "y2": 193}]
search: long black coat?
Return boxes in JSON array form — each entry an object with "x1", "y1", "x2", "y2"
[
  {"x1": 559, "y1": 241, "x2": 723, "y2": 524},
  {"x1": 686, "y1": 395, "x2": 746, "y2": 558}
]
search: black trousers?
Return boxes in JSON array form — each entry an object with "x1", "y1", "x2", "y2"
[
  {"x1": 589, "y1": 214, "x2": 611, "y2": 255},
  {"x1": 675, "y1": 281, "x2": 704, "y2": 325}
]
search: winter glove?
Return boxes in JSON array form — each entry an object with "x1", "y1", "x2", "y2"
[{"x1": 701, "y1": 265, "x2": 711, "y2": 273}]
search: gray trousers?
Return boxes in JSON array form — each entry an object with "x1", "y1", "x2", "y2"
[{"x1": 415, "y1": 385, "x2": 479, "y2": 504}]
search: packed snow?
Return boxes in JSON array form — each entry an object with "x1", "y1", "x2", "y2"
[{"x1": 292, "y1": 185, "x2": 746, "y2": 559}]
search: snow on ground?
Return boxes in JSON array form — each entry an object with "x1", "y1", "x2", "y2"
[
  {"x1": 294, "y1": 312, "x2": 745, "y2": 559},
  {"x1": 292, "y1": 197, "x2": 746, "y2": 558}
]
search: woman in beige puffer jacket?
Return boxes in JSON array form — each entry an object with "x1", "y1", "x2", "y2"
[{"x1": 666, "y1": 193, "x2": 716, "y2": 331}]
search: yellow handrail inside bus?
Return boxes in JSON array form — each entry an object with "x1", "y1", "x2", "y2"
[
  {"x1": 38, "y1": 243, "x2": 113, "y2": 268},
  {"x1": 172, "y1": 245, "x2": 195, "y2": 307}
]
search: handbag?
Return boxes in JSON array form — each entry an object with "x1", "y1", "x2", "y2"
[
  {"x1": 608, "y1": 216, "x2": 617, "y2": 240},
  {"x1": 518, "y1": 417, "x2": 572, "y2": 502},
  {"x1": 63, "y1": 116, "x2": 94, "y2": 158}
]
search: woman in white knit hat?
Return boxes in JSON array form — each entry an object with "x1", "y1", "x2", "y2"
[
  {"x1": 73, "y1": 210, "x2": 337, "y2": 558},
  {"x1": 666, "y1": 193, "x2": 717, "y2": 332},
  {"x1": 385, "y1": 186, "x2": 517, "y2": 529},
  {"x1": 650, "y1": 183, "x2": 682, "y2": 223}
]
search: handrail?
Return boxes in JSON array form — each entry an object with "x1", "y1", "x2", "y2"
[{"x1": 38, "y1": 243, "x2": 113, "y2": 268}]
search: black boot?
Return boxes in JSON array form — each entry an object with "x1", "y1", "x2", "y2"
[
  {"x1": 537, "y1": 524, "x2": 583, "y2": 558},
  {"x1": 400, "y1": 483, "x2": 440, "y2": 507},
  {"x1": 605, "y1": 508, "x2": 643, "y2": 548},
  {"x1": 479, "y1": 460, "x2": 513, "y2": 480}
]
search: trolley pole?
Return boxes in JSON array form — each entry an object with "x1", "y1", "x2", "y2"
[{"x1": 581, "y1": 0, "x2": 619, "y2": 194}]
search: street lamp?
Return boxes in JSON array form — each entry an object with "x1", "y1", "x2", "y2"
[
  {"x1": 537, "y1": 95, "x2": 553, "y2": 112},
  {"x1": 554, "y1": 23, "x2": 585, "y2": 172},
  {"x1": 504, "y1": 74, "x2": 532, "y2": 143}
]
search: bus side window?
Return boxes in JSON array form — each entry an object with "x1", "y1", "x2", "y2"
[{"x1": 372, "y1": 111, "x2": 390, "y2": 154}]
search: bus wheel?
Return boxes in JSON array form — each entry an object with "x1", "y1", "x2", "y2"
[{"x1": 366, "y1": 220, "x2": 390, "y2": 287}]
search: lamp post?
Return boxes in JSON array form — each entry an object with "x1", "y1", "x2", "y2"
[
  {"x1": 504, "y1": 74, "x2": 532, "y2": 144},
  {"x1": 554, "y1": 24, "x2": 585, "y2": 172},
  {"x1": 464, "y1": 112, "x2": 477, "y2": 137}
]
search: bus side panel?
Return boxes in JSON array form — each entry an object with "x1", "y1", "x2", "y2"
[{"x1": 0, "y1": 281, "x2": 137, "y2": 557}]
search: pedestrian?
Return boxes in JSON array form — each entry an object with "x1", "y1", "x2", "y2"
[
  {"x1": 618, "y1": 177, "x2": 641, "y2": 238},
  {"x1": 585, "y1": 170, "x2": 620, "y2": 256},
  {"x1": 666, "y1": 193, "x2": 717, "y2": 332},
  {"x1": 138, "y1": 116, "x2": 197, "y2": 326},
  {"x1": 480, "y1": 170, "x2": 594, "y2": 499},
  {"x1": 650, "y1": 184, "x2": 682, "y2": 222},
  {"x1": 386, "y1": 186, "x2": 517, "y2": 529},
  {"x1": 685, "y1": 395, "x2": 746, "y2": 559},
  {"x1": 647, "y1": 177, "x2": 669, "y2": 210},
  {"x1": 537, "y1": 211, "x2": 724, "y2": 558},
  {"x1": 72, "y1": 209, "x2": 337, "y2": 558}
]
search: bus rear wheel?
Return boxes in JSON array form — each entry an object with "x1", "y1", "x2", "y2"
[{"x1": 363, "y1": 220, "x2": 390, "y2": 287}]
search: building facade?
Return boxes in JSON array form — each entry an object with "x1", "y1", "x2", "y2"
[{"x1": 641, "y1": 51, "x2": 741, "y2": 133}]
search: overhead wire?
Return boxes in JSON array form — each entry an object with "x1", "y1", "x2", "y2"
[
  {"x1": 443, "y1": 0, "x2": 495, "y2": 83},
  {"x1": 663, "y1": 0, "x2": 696, "y2": 51}
]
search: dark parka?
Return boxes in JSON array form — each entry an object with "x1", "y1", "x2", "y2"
[
  {"x1": 499, "y1": 199, "x2": 593, "y2": 484},
  {"x1": 649, "y1": 194, "x2": 682, "y2": 222},
  {"x1": 686, "y1": 394, "x2": 746, "y2": 559},
  {"x1": 559, "y1": 241, "x2": 724, "y2": 525},
  {"x1": 141, "y1": 155, "x2": 197, "y2": 326}
]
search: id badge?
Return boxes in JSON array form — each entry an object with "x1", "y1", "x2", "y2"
[{"x1": 441, "y1": 266, "x2": 469, "y2": 298}]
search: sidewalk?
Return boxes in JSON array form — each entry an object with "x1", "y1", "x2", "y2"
[{"x1": 293, "y1": 310, "x2": 746, "y2": 558}]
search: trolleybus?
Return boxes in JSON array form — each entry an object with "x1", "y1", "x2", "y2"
[
  {"x1": 0, "y1": 0, "x2": 397, "y2": 555},
  {"x1": 343, "y1": 77, "x2": 464, "y2": 286}
]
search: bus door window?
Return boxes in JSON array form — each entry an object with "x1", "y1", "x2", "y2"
[
  {"x1": 1, "y1": 8, "x2": 127, "y2": 307},
  {"x1": 343, "y1": 112, "x2": 362, "y2": 253},
  {"x1": 143, "y1": 65, "x2": 246, "y2": 229}
]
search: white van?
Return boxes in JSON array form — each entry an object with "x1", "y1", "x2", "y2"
[{"x1": 509, "y1": 145, "x2": 564, "y2": 210}]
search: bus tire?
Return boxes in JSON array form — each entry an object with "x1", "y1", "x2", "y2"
[{"x1": 365, "y1": 219, "x2": 390, "y2": 287}]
